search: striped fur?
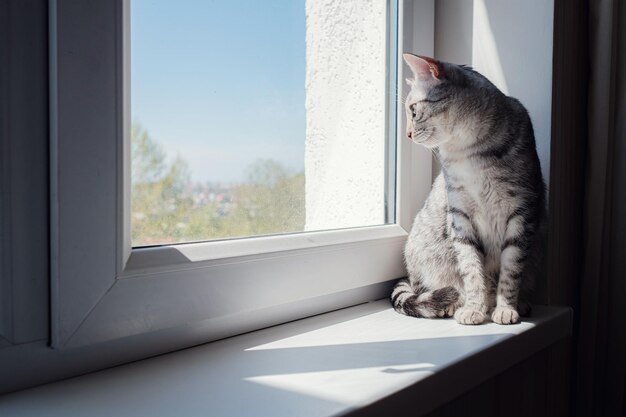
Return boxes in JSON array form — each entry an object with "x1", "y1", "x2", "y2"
[
  {"x1": 392, "y1": 54, "x2": 546, "y2": 325},
  {"x1": 391, "y1": 278, "x2": 460, "y2": 318}
]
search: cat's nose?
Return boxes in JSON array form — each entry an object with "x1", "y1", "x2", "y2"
[{"x1": 407, "y1": 131, "x2": 412, "y2": 139}]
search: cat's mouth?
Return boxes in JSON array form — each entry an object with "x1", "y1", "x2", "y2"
[{"x1": 410, "y1": 127, "x2": 436, "y2": 146}]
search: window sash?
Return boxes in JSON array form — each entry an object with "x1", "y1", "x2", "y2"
[{"x1": 50, "y1": 0, "x2": 434, "y2": 349}]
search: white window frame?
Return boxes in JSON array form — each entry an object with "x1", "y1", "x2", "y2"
[{"x1": 49, "y1": 0, "x2": 435, "y2": 349}]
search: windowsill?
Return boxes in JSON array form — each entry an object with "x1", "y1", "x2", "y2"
[{"x1": 0, "y1": 300, "x2": 571, "y2": 417}]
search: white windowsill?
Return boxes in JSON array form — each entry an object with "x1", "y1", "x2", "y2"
[{"x1": 0, "y1": 300, "x2": 571, "y2": 417}]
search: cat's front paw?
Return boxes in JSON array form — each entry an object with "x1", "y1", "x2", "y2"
[
  {"x1": 491, "y1": 306, "x2": 520, "y2": 325},
  {"x1": 454, "y1": 307, "x2": 487, "y2": 325}
]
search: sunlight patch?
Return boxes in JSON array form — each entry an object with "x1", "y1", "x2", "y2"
[{"x1": 245, "y1": 363, "x2": 435, "y2": 405}]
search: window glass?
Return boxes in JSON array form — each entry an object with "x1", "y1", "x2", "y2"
[{"x1": 131, "y1": 0, "x2": 390, "y2": 247}]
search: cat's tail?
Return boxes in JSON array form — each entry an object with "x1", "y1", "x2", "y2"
[{"x1": 390, "y1": 278, "x2": 460, "y2": 318}]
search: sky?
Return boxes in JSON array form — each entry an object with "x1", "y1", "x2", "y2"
[{"x1": 131, "y1": 0, "x2": 306, "y2": 183}]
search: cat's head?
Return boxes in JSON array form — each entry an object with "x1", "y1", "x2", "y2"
[{"x1": 402, "y1": 53, "x2": 497, "y2": 149}]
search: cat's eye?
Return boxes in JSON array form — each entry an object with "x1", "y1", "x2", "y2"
[
  {"x1": 419, "y1": 96, "x2": 447, "y2": 104},
  {"x1": 410, "y1": 105, "x2": 416, "y2": 118}
]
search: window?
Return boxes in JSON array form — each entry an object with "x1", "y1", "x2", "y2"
[
  {"x1": 49, "y1": 0, "x2": 553, "y2": 354},
  {"x1": 0, "y1": 0, "x2": 555, "y2": 395},
  {"x1": 129, "y1": 0, "x2": 390, "y2": 247},
  {"x1": 50, "y1": 0, "x2": 431, "y2": 349}
]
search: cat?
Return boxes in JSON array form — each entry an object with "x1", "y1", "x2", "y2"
[{"x1": 391, "y1": 54, "x2": 546, "y2": 325}]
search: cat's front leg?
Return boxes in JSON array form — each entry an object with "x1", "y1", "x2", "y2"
[
  {"x1": 449, "y1": 208, "x2": 489, "y2": 325},
  {"x1": 492, "y1": 214, "x2": 529, "y2": 325}
]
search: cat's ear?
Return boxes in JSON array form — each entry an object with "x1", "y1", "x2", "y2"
[{"x1": 403, "y1": 53, "x2": 444, "y2": 81}]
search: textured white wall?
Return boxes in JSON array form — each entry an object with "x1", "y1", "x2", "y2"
[
  {"x1": 304, "y1": 0, "x2": 387, "y2": 231},
  {"x1": 304, "y1": 1, "x2": 553, "y2": 231}
]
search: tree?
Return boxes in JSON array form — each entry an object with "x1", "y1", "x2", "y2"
[
  {"x1": 228, "y1": 159, "x2": 305, "y2": 235},
  {"x1": 131, "y1": 123, "x2": 194, "y2": 245},
  {"x1": 131, "y1": 124, "x2": 305, "y2": 246}
]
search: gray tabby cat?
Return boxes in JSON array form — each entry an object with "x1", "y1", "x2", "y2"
[{"x1": 391, "y1": 54, "x2": 546, "y2": 325}]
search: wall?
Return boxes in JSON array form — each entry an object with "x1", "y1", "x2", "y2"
[
  {"x1": 434, "y1": 0, "x2": 554, "y2": 185},
  {"x1": 472, "y1": 0, "x2": 554, "y2": 184},
  {"x1": 304, "y1": 0, "x2": 387, "y2": 230}
]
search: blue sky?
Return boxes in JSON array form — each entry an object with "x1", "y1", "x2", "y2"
[{"x1": 131, "y1": 0, "x2": 306, "y2": 183}]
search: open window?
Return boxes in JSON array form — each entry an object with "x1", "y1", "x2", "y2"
[
  {"x1": 49, "y1": 0, "x2": 553, "y2": 352},
  {"x1": 49, "y1": 0, "x2": 434, "y2": 349},
  {"x1": 0, "y1": 0, "x2": 557, "y2": 396}
]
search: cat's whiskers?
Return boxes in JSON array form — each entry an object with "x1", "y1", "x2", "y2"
[
  {"x1": 413, "y1": 126, "x2": 435, "y2": 144},
  {"x1": 388, "y1": 87, "x2": 408, "y2": 106}
]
